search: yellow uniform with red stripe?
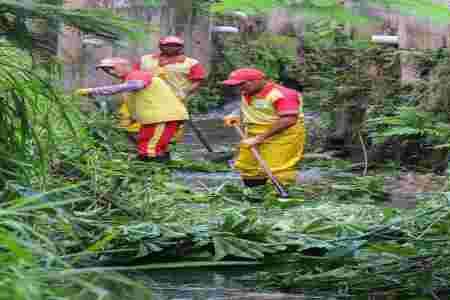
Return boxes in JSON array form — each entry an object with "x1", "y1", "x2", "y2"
[
  {"x1": 235, "y1": 86, "x2": 305, "y2": 184},
  {"x1": 126, "y1": 76, "x2": 188, "y2": 124},
  {"x1": 118, "y1": 56, "x2": 201, "y2": 134},
  {"x1": 140, "y1": 55, "x2": 204, "y2": 142},
  {"x1": 140, "y1": 55, "x2": 200, "y2": 102},
  {"x1": 123, "y1": 71, "x2": 187, "y2": 158}
]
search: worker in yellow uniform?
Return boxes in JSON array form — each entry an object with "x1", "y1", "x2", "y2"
[
  {"x1": 76, "y1": 57, "x2": 188, "y2": 162},
  {"x1": 223, "y1": 68, "x2": 306, "y2": 187},
  {"x1": 139, "y1": 36, "x2": 206, "y2": 141}
]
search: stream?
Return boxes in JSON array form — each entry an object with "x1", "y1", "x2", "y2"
[
  {"x1": 130, "y1": 106, "x2": 448, "y2": 299},
  {"x1": 133, "y1": 268, "x2": 308, "y2": 300},
  {"x1": 130, "y1": 110, "x2": 334, "y2": 300}
]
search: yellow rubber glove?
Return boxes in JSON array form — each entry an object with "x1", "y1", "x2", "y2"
[
  {"x1": 224, "y1": 115, "x2": 240, "y2": 127},
  {"x1": 75, "y1": 88, "x2": 91, "y2": 97}
]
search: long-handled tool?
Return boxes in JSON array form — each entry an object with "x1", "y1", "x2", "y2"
[
  {"x1": 185, "y1": 119, "x2": 234, "y2": 162},
  {"x1": 232, "y1": 124, "x2": 289, "y2": 198},
  {"x1": 186, "y1": 119, "x2": 214, "y2": 152}
]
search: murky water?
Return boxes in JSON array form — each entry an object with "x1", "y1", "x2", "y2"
[
  {"x1": 143, "y1": 115, "x2": 321, "y2": 299},
  {"x1": 139, "y1": 269, "x2": 256, "y2": 300},
  {"x1": 133, "y1": 268, "x2": 334, "y2": 299},
  {"x1": 144, "y1": 112, "x2": 446, "y2": 299},
  {"x1": 181, "y1": 119, "x2": 239, "y2": 154},
  {"x1": 179, "y1": 115, "x2": 447, "y2": 207}
]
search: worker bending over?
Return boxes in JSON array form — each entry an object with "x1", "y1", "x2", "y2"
[{"x1": 76, "y1": 57, "x2": 188, "y2": 162}]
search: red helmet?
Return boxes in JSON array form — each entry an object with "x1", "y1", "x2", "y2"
[
  {"x1": 222, "y1": 68, "x2": 265, "y2": 85},
  {"x1": 159, "y1": 36, "x2": 184, "y2": 46}
]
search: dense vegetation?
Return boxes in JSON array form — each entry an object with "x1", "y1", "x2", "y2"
[{"x1": 2, "y1": 0, "x2": 450, "y2": 299}]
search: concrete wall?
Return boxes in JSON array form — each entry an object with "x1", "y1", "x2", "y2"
[
  {"x1": 266, "y1": 3, "x2": 450, "y2": 83},
  {"x1": 266, "y1": 3, "x2": 450, "y2": 49},
  {"x1": 59, "y1": 0, "x2": 212, "y2": 90},
  {"x1": 61, "y1": 1, "x2": 449, "y2": 90}
]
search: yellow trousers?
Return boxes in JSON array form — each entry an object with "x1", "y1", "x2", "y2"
[
  {"x1": 118, "y1": 100, "x2": 185, "y2": 143},
  {"x1": 234, "y1": 118, "x2": 305, "y2": 184}
]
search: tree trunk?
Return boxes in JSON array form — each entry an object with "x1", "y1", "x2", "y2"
[
  {"x1": 58, "y1": 0, "x2": 89, "y2": 90},
  {"x1": 160, "y1": 0, "x2": 176, "y2": 36},
  {"x1": 159, "y1": 0, "x2": 194, "y2": 56},
  {"x1": 183, "y1": 4, "x2": 193, "y2": 56},
  {"x1": 31, "y1": 17, "x2": 58, "y2": 69},
  {"x1": 296, "y1": 31, "x2": 305, "y2": 66},
  {"x1": 398, "y1": 15, "x2": 420, "y2": 83}
]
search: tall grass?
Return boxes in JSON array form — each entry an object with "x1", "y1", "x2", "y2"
[
  {"x1": 0, "y1": 183, "x2": 154, "y2": 300},
  {"x1": 0, "y1": 2, "x2": 156, "y2": 298}
]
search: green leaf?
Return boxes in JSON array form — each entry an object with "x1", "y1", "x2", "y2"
[
  {"x1": 87, "y1": 229, "x2": 118, "y2": 252},
  {"x1": 382, "y1": 207, "x2": 397, "y2": 223},
  {"x1": 326, "y1": 240, "x2": 366, "y2": 258},
  {"x1": 213, "y1": 236, "x2": 228, "y2": 261},
  {"x1": 267, "y1": 197, "x2": 306, "y2": 209},
  {"x1": 213, "y1": 235, "x2": 281, "y2": 261},
  {"x1": 367, "y1": 242, "x2": 417, "y2": 257}
]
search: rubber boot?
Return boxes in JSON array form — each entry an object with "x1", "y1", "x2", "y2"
[
  {"x1": 242, "y1": 178, "x2": 267, "y2": 187},
  {"x1": 138, "y1": 152, "x2": 171, "y2": 163},
  {"x1": 154, "y1": 152, "x2": 171, "y2": 163}
]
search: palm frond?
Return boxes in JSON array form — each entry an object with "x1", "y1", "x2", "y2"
[
  {"x1": 0, "y1": 43, "x2": 72, "y2": 185},
  {"x1": 0, "y1": 0, "x2": 144, "y2": 53}
]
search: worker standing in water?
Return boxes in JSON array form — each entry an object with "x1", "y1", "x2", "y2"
[
  {"x1": 223, "y1": 68, "x2": 306, "y2": 187},
  {"x1": 139, "y1": 36, "x2": 207, "y2": 141},
  {"x1": 116, "y1": 36, "x2": 206, "y2": 142},
  {"x1": 76, "y1": 57, "x2": 188, "y2": 162}
]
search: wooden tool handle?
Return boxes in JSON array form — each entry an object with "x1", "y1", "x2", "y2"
[
  {"x1": 233, "y1": 125, "x2": 289, "y2": 198},
  {"x1": 186, "y1": 120, "x2": 214, "y2": 153}
]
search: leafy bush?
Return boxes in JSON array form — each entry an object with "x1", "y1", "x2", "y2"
[{"x1": 368, "y1": 106, "x2": 450, "y2": 147}]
